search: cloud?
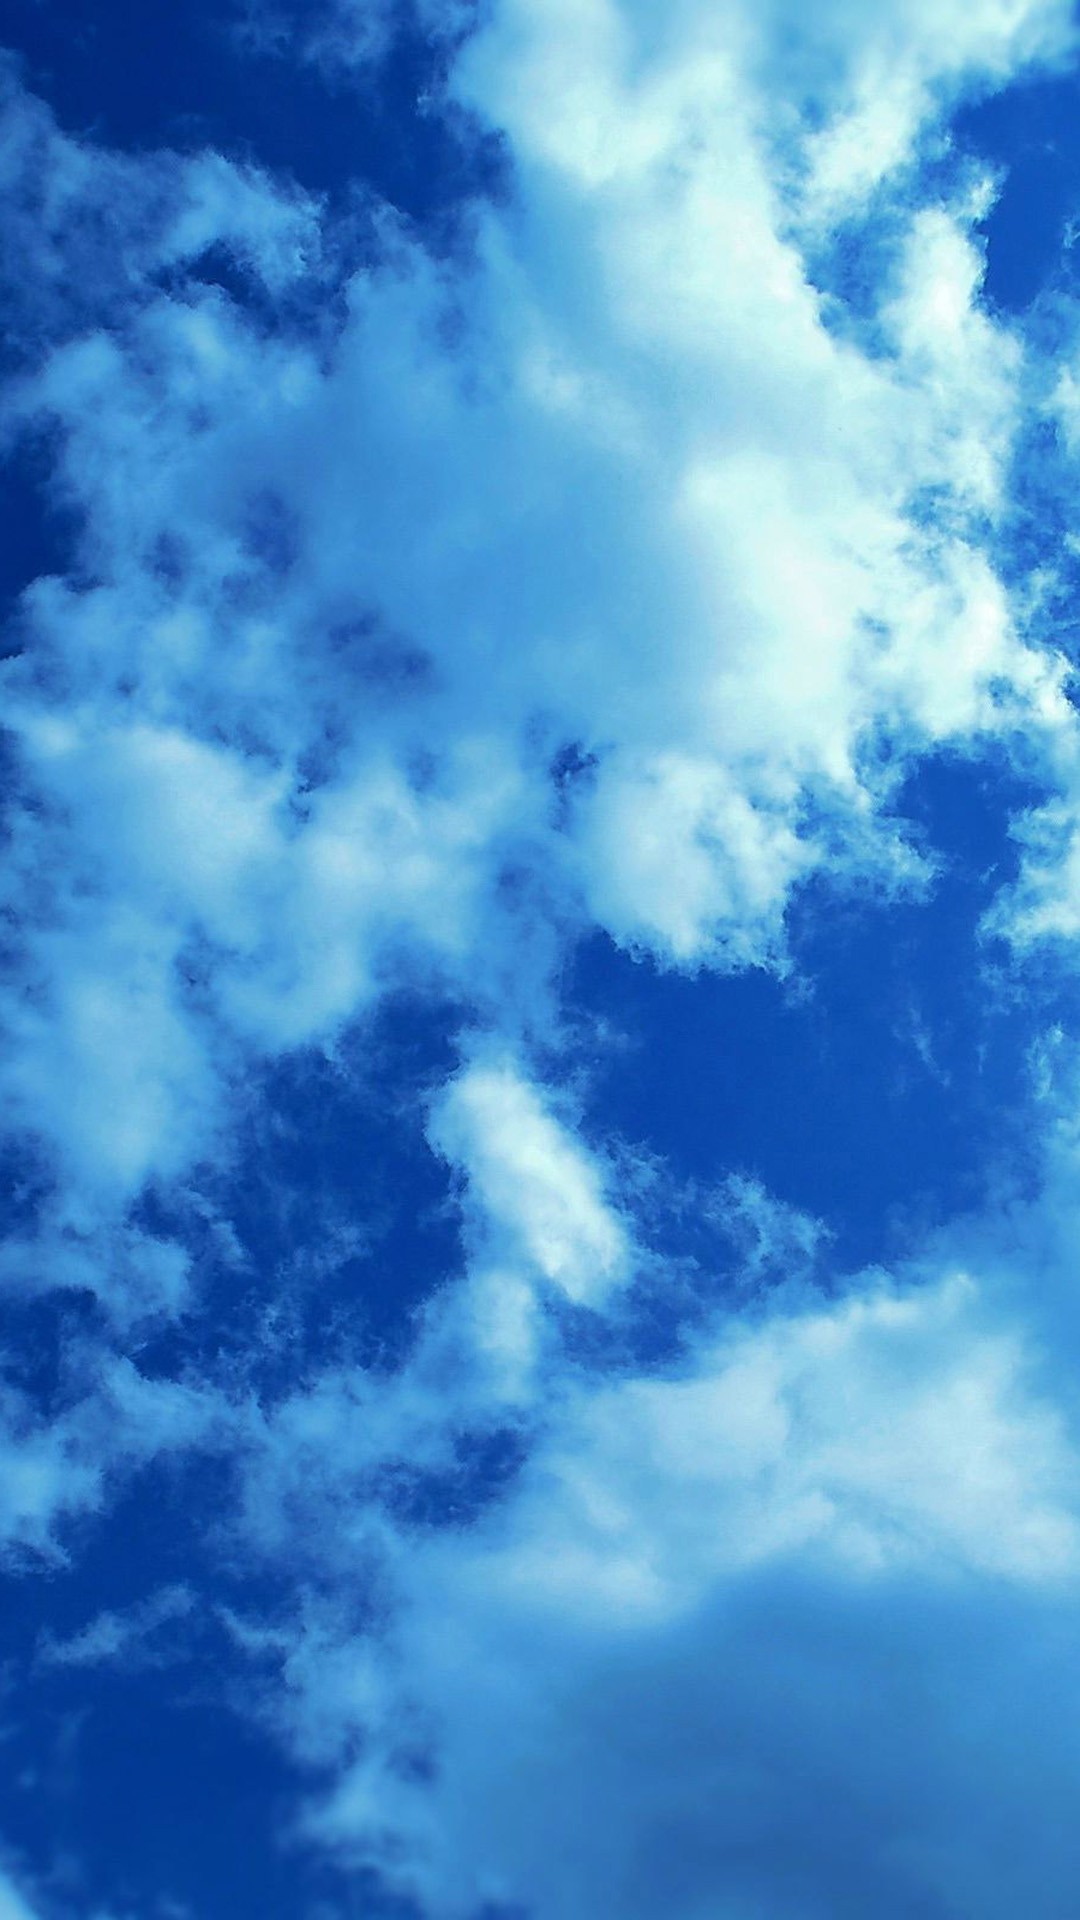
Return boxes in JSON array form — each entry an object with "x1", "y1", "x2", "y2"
[
  {"x1": 230, "y1": 0, "x2": 403, "y2": 76},
  {"x1": 0, "y1": 1871, "x2": 44, "y2": 1920},
  {"x1": 280, "y1": 1265, "x2": 1080, "y2": 1917},
  {"x1": 0, "y1": 1350, "x2": 232, "y2": 1566},
  {"x1": 6, "y1": 0, "x2": 1076, "y2": 1290},
  {"x1": 209, "y1": 1068, "x2": 1080, "y2": 1917},
  {"x1": 37, "y1": 1585, "x2": 196, "y2": 1671},
  {"x1": 6, "y1": 0, "x2": 1080, "y2": 1914},
  {"x1": 319, "y1": 1566, "x2": 1080, "y2": 1919},
  {"x1": 430, "y1": 1056, "x2": 630, "y2": 1305},
  {"x1": 1, "y1": 0, "x2": 1072, "y2": 1262},
  {"x1": 0, "y1": 55, "x2": 321, "y2": 366}
]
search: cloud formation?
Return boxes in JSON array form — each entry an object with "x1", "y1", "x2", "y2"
[
  {"x1": 6, "y1": 0, "x2": 1080, "y2": 1914},
  {"x1": 3, "y1": 0, "x2": 1075, "y2": 1251}
]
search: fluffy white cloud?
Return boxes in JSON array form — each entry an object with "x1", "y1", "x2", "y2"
[
  {"x1": 2, "y1": 0, "x2": 1075, "y2": 1259},
  {"x1": 501, "y1": 1272, "x2": 1079, "y2": 1598},
  {"x1": 430, "y1": 1057, "x2": 629, "y2": 1304},
  {"x1": 7, "y1": 0, "x2": 1080, "y2": 1912},
  {"x1": 264, "y1": 1259, "x2": 1080, "y2": 1919}
]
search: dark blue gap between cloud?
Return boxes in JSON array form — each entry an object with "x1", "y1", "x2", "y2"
[
  {"x1": 954, "y1": 68, "x2": 1080, "y2": 311},
  {"x1": 2, "y1": 0, "x2": 503, "y2": 217},
  {"x1": 0, "y1": 431, "x2": 84, "y2": 633}
]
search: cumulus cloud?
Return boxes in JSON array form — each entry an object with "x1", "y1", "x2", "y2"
[
  {"x1": 2, "y1": 0, "x2": 1074, "y2": 1264},
  {"x1": 430, "y1": 1056, "x2": 629, "y2": 1304},
  {"x1": 314, "y1": 1563, "x2": 1080, "y2": 1920},
  {"x1": 7, "y1": 0, "x2": 1080, "y2": 1913},
  {"x1": 258, "y1": 1256, "x2": 1080, "y2": 1918}
]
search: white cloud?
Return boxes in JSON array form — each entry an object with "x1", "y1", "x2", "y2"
[
  {"x1": 1, "y1": 0, "x2": 1074, "y2": 1244},
  {"x1": 282, "y1": 1266, "x2": 1080, "y2": 1918},
  {"x1": 496, "y1": 1271, "x2": 1080, "y2": 1606},
  {"x1": 7, "y1": 3, "x2": 1080, "y2": 1913},
  {"x1": 430, "y1": 1057, "x2": 629, "y2": 1304},
  {"x1": 575, "y1": 751, "x2": 813, "y2": 965},
  {"x1": 781, "y1": 0, "x2": 1075, "y2": 222}
]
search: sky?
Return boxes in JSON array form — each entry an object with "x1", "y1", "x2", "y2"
[{"x1": 7, "y1": 0, "x2": 1080, "y2": 1915}]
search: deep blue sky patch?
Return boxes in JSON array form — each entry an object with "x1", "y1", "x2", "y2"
[{"x1": 3, "y1": 0, "x2": 503, "y2": 218}]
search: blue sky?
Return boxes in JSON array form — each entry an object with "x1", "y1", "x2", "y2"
[{"x1": 6, "y1": 1, "x2": 1080, "y2": 1915}]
